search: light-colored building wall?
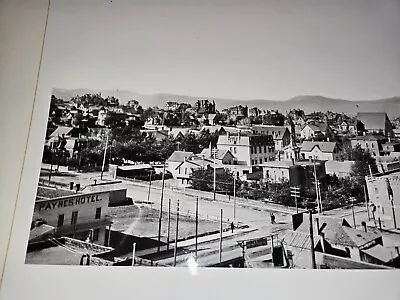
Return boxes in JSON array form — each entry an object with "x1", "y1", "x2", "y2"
[
  {"x1": 351, "y1": 140, "x2": 381, "y2": 157},
  {"x1": 300, "y1": 126, "x2": 319, "y2": 140},
  {"x1": 301, "y1": 147, "x2": 338, "y2": 161},
  {"x1": 217, "y1": 136, "x2": 252, "y2": 165},
  {"x1": 366, "y1": 172, "x2": 400, "y2": 230},
  {"x1": 34, "y1": 191, "x2": 111, "y2": 245},
  {"x1": 262, "y1": 166, "x2": 290, "y2": 183}
]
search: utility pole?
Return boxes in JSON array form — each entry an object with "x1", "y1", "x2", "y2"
[
  {"x1": 350, "y1": 197, "x2": 356, "y2": 228},
  {"x1": 317, "y1": 180, "x2": 323, "y2": 214},
  {"x1": 233, "y1": 176, "x2": 237, "y2": 220},
  {"x1": 167, "y1": 199, "x2": 171, "y2": 251},
  {"x1": 100, "y1": 133, "x2": 109, "y2": 180},
  {"x1": 157, "y1": 197, "x2": 163, "y2": 252},
  {"x1": 364, "y1": 185, "x2": 370, "y2": 221},
  {"x1": 195, "y1": 197, "x2": 199, "y2": 259},
  {"x1": 387, "y1": 179, "x2": 397, "y2": 229},
  {"x1": 147, "y1": 171, "x2": 153, "y2": 206},
  {"x1": 213, "y1": 148, "x2": 217, "y2": 202},
  {"x1": 313, "y1": 158, "x2": 320, "y2": 214},
  {"x1": 219, "y1": 209, "x2": 223, "y2": 263},
  {"x1": 174, "y1": 200, "x2": 180, "y2": 267},
  {"x1": 132, "y1": 242, "x2": 136, "y2": 266},
  {"x1": 309, "y1": 210, "x2": 317, "y2": 269},
  {"x1": 290, "y1": 186, "x2": 300, "y2": 213}
]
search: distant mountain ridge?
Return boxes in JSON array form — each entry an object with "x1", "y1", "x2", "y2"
[{"x1": 52, "y1": 88, "x2": 400, "y2": 119}]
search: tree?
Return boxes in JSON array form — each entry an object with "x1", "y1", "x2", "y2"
[
  {"x1": 190, "y1": 168, "x2": 239, "y2": 194},
  {"x1": 104, "y1": 112, "x2": 127, "y2": 129},
  {"x1": 350, "y1": 145, "x2": 377, "y2": 185}
]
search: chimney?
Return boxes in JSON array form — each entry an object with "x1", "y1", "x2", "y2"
[
  {"x1": 395, "y1": 246, "x2": 399, "y2": 256},
  {"x1": 361, "y1": 221, "x2": 367, "y2": 232}
]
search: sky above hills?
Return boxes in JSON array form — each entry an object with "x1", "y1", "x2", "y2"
[{"x1": 40, "y1": 0, "x2": 400, "y2": 101}]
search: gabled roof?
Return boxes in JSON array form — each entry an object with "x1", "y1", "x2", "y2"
[
  {"x1": 302, "y1": 124, "x2": 321, "y2": 133},
  {"x1": 301, "y1": 141, "x2": 338, "y2": 153},
  {"x1": 49, "y1": 126, "x2": 73, "y2": 138},
  {"x1": 282, "y1": 230, "x2": 319, "y2": 250},
  {"x1": 200, "y1": 149, "x2": 234, "y2": 160},
  {"x1": 296, "y1": 216, "x2": 381, "y2": 248},
  {"x1": 251, "y1": 125, "x2": 289, "y2": 140},
  {"x1": 357, "y1": 112, "x2": 391, "y2": 131},
  {"x1": 167, "y1": 151, "x2": 194, "y2": 162},
  {"x1": 176, "y1": 158, "x2": 216, "y2": 170},
  {"x1": 361, "y1": 244, "x2": 397, "y2": 263}
]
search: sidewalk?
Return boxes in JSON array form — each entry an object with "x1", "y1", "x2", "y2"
[{"x1": 135, "y1": 227, "x2": 257, "y2": 257}]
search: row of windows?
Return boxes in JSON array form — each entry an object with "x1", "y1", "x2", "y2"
[
  {"x1": 250, "y1": 146, "x2": 274, "y2": 155},
  {"x1": 265, "y1": 170, "x2": 286, "y2": 178},
  {"x1": 57, "y1": 207, "x2": 102, "y2": 227},
  {"x1": 229, "y1": 147, "x2": 237, "y2": 154},
  {"x1": 178, "y1": 167, "x2": 192, "y2": 175},
  {"x1": 251, "y1": 157, "x2": 275, "y2": 165}
]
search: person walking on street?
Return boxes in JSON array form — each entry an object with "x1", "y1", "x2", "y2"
[
  {"x1": 231, "y1": 222, "x2": 235, "y2": 233},
  {"x1": 270, "y1": 213, "x2": 276, "y2": 224}
]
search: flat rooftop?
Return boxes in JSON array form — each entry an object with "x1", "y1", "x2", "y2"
[
  {"x1": 36, "y1": 186, "x2": 79, "y2": 200},
  {"x1": 26, "y1": 240, "x2": 114, "y2": 266}
]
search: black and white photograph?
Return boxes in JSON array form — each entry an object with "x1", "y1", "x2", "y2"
[{"x1": 24, "y1": 0, "x2": 400, "y2": 269}]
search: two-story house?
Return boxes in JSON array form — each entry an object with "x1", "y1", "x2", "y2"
[
  {"x1": 300, "y1": 141, "x2": 343, "y2": 161},
  {"x1": 251, "y1": 125, "x2": 291, "y2": 151},
  {"x1": 217, "y1": 133, "x2": 275, "y2": 169}
]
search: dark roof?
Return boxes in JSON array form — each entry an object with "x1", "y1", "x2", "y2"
[
  {"x1": 301, "y1": 141, "x2": 337, "y2": 153},
  {"x1": 251, "y1": 125, "x2": 289, "y2": 140},
  {"x1": 357, "y1": 112, "x2": 391, "y2": 131},
  {"x1": 317, "y1": 122, "x2": 330, "y2": 133},
  {"x1": 167, "y1": 151, "x2": 194, "y2": 162}
]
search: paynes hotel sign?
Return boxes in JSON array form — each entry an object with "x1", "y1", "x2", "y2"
[{"x1": 36, "y1": 192, "x2": 109, "y2": 212}]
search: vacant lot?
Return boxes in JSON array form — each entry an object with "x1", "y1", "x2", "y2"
[{"x1": 108, "y1": 205, "x2": 222, "y2": 242}]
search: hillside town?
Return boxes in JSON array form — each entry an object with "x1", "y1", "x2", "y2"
[{"x1": 27, "y1": 92, "x2": 400, "y2": 269}]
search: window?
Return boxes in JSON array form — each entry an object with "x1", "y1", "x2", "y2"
[
  {"x1": 260, "y1": 158, "x2": 263, "y2": 164},
  {"x1": 265, "y1": 158, "x2": 268, "y2": 162},
  {"x1": 57, "y1": 214, "x2": 64, "y2": 227},
  {"x1": 185, "y1": 168, "x2": 187, "y2": 174},
  {"x1": 178, "y1": 168, "x2": 181, "y2": 174},
  {"x1": 264, "y1": 146, "x2": 267, "y2": 153},
  {"x1": 254, "y1": 147, "x2": 257, "y2": 154},
  {"x1": 233, "y1": 147, "x2": 236, "y2": 154},
  {"x1": 95, "y1": 207, "x2": 101, "y2": 220},
  {"x1": 266, "y1": 170, "x2": 270, "y2": 178},
  {"x1": 250, "y1": 147, "x2": 253, "y2": 154},
  {"x1": 93, "y1": 229, "x2": 100, "y2": 242},
  {"x1": 372, "y1": 143, "x2": 374, "y2": 148},
  {"x1": 366, "y1": 142, "x2": 369, "y2": 148},
  {"x1": 259, "y1": 146, "x2": 262, "y2": 153},
  {"x1": 71, "y1": 211, "x2": 78, "y2": 225}
]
